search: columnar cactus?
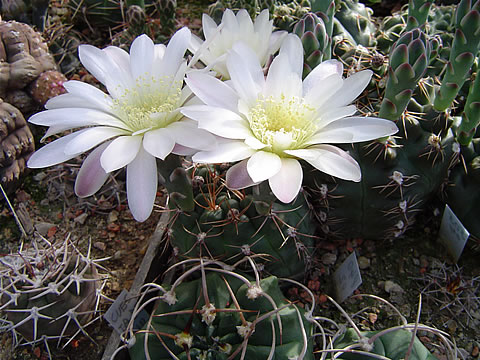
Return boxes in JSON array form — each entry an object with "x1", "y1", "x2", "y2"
[
  {"x1": 0, "y1": 236, "x2": 107, "y2": 348},
  {"x1": 300, "y1": 0, "x2": 478, "y2": 240},
  {"x1": 127, "y1": 259, "x2": 314, "y2": 359}
]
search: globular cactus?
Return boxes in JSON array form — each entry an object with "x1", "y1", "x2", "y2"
[
  {"x1": 0, "y1": 99, "x2": 35, "y2": 193},
  {"x1": 161, "y1": 162, "x2": 315, "y2": 279},
  {"x1": 207, "y1": 0, "x2": 276, "y2": 24},
  {"x1": 298, "y1": 0, "x2": 479, "y2": 240},
  {"x1": 126, "y1": 259, "x2": 314, "y2": 359},
  {"x1": 0, "y1": 236, "x2": 107, "y2": 350},
  {"x1": 0, "y1": 20, "x2": 67, "y2": 115}
]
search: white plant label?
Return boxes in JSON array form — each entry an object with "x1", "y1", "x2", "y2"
[
  {"x1": 104, "y1": 289, "x2": 149, "y2": 334},
  {"x1": 333, "y1": 251, "x2": 362, "y2": 303},
  {"x1": 439, "y1": 204, "x2": 470, "y2": 262}
]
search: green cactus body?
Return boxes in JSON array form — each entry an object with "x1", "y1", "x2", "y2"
[
  {"x1": 304, "y1": 2, "x2": 463, "y2": 240},
  {"x1": 129, "y1": 272, "x2": 314, "y2": 360},
  {"x1": 207, "y1": 0, "x2": 275, "y2": 24},
  {"x1": 166, "y1": 165, "x2": 314, "y2": 279},
  {"x1": 0, "y1": 238, "x2": 106, "y2": 344},
  {"x1": 334, "y1": 328, "x2": 438, "y2": 360}
]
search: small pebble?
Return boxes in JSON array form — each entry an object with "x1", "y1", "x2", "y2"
[
  {"x1": 34, "y1": 222, "x2": 56, "y2": 236},
  {"x1": 74, "y1": 212, "x2": 89, "y2": 225},
  {"x1": 93, "y1": 241, "x2": 106, "y2": 251},
  {"x1": 357, "y1": 256, "x2": 370, "y2": 270},
  {"x1": 320, "y1": 252, "x2": 337, "y2": 266}
]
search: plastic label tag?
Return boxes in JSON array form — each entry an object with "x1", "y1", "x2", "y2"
[
  {"x1": 333, "y1": 251, "x2": 362, "y2": 303},
  {"x1": 439, "y1": 204, "x2": 470, "y2": 262},
  {"x1": 104, "y1": 289, "x2": 149, "y2": 335}
]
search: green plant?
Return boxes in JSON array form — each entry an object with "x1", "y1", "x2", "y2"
[
  {"x1": 0, "y1": 236, "x2": 108, "y2": 355},
  {"x1": 297, "y1": 0, "x2": 479, "y2": 240},
  {"x1": 124, "y1": 259, "x2": 314, "y2": 359},
  {"x1": 160, "y1": 161, "x2": 315, "y2": 279}
]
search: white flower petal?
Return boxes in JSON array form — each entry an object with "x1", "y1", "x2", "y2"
[
  {"x1": 202, "y1": 13, "x2": 218, "y2": 39},
  {"x1": 253, "y1": 9, "x2": 271, "y2": 37},
  {"x1": 29, "y1": 108, "x2": 128, "y2": 135},
  {"x1": 304, "y1": 73, "x2": 343, "y2": 106},
  {"x1": 246, "y1": 151, "x2": 282, "y2": 183},
  {"x1": 244, "y1": 136, "x2": 267, "y2": 150},
  {"x1": 268, "y1": 31, "x2": 287, "y2": 58},
  {"x1": 167, "y1": 121, "x2": 217, "y2": 151},
  {"x1": 287, "y1": 145, "x2": 361, "y2": 181},
  {"x1": 130, "y1": 34, "x2": 154, "y2": 80},
  {"x1": 236, "y1": 9, "x2": 254, "y2": 33},
  {"x1": 65, "y1": 126, "x2": 127, "y2": 155},
  {"x1": 309, "y1": 117, "x2": 398, "y2": 144},
  {"x1": 158, "y1": 27, "x2": 190, "y2": 78},
  {"x1": 226, "y1": 159, "x2": 257, "y2": 190},
  {"x1": 227, "y1": 47, "x2": 262, "y2": 105},
  {"x1": 154, "y1": 44, "x2": 167, "y2": 61},
  {"x1": 185, "y1": 72, "x2": 239, "y2": 111},
  {"x1": 48, "y1": 81, "x2": 114, "y2": 112},
  {"x1": 172, "y1": 144, "x2": 197, "y2": 156},
  {"x1": 222, "y1": 9, "x2": 237, "y2": 33},
  {"x1": 126, "y1": 147, "x2": 157, "y2": 222},
  {"x1": 265, "y1": 53, "x2": 300, "y2": 98},
  {"x1": 27, "y1": 131, "x2": 86, "y2": 168},
  {"x1": 303, "y1": 59, "x2": 344, "y2": 95},
  {"x1": 78, "y1": 44, "x2": 109, "y2": 85},
  {"x1": 193, "y1": 141, "x2": 255, "y2": 163},
  {"x1": 143, "y1": 128, "x2": 175, "y2": 160},
  {"x1": 328, "y1": 70, "x2": 373, "y2": 108},
  {"x1": 75, "y1": 141, "x2": 110, "y2": 197},
  {"x1": 279, "y1": 34, "x2": 304, "y2": 79},
  {"x1": 231, "y1": 42, "x2": 265, "y2": 87},
  {"x1": 317, "y1": 105, "x2": 357, "y2": 127},
  {"x1": 100, "y1": 135, "x2": 142, "y2": 172},
  {"x1": 269, "y1": 158, "x2": 302, "y2": 203}
]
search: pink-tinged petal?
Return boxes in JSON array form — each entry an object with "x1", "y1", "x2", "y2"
[
  {"x1": 185, "y1": 72, "x2": 239, "y2": 111},
  {"x1": 328, "y1": 70, "x2": 373, "y2": 108},
  {"x1": 279, "y1": 34, "x2": 304, "y2": 79},
  {"x1": 126, "y1": 147, "x2": 157, "y2": 222},
  {"x1": 286, "y1": 145, "x2": 361, "y2": 181},
  {"x1": 309, "y1": 117, "x2": 398, "y2": 144},
  {"x1": 100, "y1": 135, "x2": 142, "y2": 172},
  {"x1": 269, "y1": 158, "x2": 302, "y2": 203},
  {"x1": 75, "y1": 142, "x2": 110, "y2": 197},
  {"x1": 246, "y1": 150, "x2": 282, "y2": 183},
  {"x1": 65, "y1": 126, "x2": 127, "y2": 155},
  {"x1": 303, "y1": 59, "x2": 343, "y2": 95},
  {"x1": 226, "y1": 159, "x2": 257, "y2": 190},
  {"x1": 27, "y1": 130, "x2": 86, "y2": 168},
  {"x1": 172, "y1": 144, "x2": 197, "y2": 156},
  {"x1": 143, "y1": 128, "x2": 175, "y2": 160},
  {"x1": 192, "y1": 141, "x2": 255, "y2": 163},
  {"x1": 130, "y1": 34, "x2": 154, "y2": 80},
  {"x1": 166, "y1": 121, "x2": 217, "y2": 151}
]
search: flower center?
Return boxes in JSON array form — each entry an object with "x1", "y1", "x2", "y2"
[
  {"x1": 248, "y1": 95, "x2": 317, "y2": 153},
  {"x1": 113, "y1": 76, "x2": 182, "y2": 133}
]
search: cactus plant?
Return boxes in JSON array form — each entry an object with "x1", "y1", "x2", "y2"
[
  {"x1": 0, "y1": 20, "x2": 66, "y2": 115},
  {"x1": 0, "y1": 99, "x2": 35, "y2": 194},
  {"x1": 300, "y1": 0, "x2": 479, "y2": 240},
  {"x1": 0, "y1": 236, "x2": 108, "y2": 350},
  {"x1": 163, "y1": 163, "x2": 316, "y2": 279},
  {"x1": 126, "y1": 259, "x2": 314, "y2": 359}
]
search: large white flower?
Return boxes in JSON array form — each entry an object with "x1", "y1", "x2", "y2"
[
  {"x1": 182, "y1": 34, "x2": 398, "y2": 203},
  {"x1": 189, "y1": 9, "x2": 286, "y2": 78},
  {"x1": 27, "y1": 28, "x2": 216, "y2": 222}
]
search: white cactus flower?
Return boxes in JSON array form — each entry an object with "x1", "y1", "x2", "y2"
[
  {"x1": 182, "y1": 35, "x2": 398, "y2": 203},
  {"x1": 189, "y1": 9, "x2": 287, "y2": 78},
  {"x1": 27, "y1": 28, "x2": 216, "y2": 222}
]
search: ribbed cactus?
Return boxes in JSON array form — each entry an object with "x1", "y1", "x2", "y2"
[
  {"x1": 298, "y1": 0, "x2": 478, "y2": 240},
  {"x1": 0, "y1": 237, "x2": 107, "y2": 348},
  {"x1": 161, "y1": 162, "x2": 315, "y2": 279},
  {"x1": 127, "y1": 260, "x2": 314, "y2": 359}
]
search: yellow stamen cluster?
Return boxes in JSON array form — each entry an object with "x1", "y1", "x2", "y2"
[
  {"x1": 113, "y1": 76, "x2": 182, "y2": 133},
  {"x1": 248, "y1": 95, "x2": 317, "y2": 153}
]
